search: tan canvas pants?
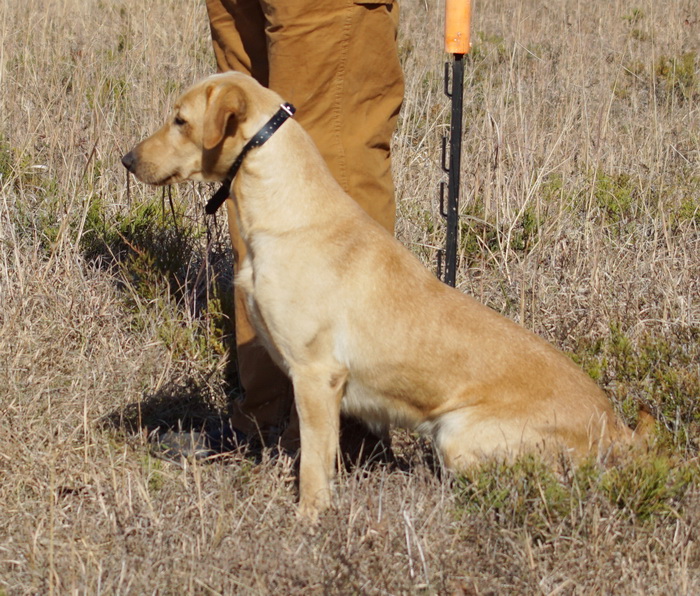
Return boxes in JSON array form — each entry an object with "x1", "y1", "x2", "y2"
[{"x1": 205, "y1": 0, "x2": 404, "y2": 443}]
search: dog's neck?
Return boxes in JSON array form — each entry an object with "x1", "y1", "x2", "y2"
[
  {"x1": 228, "y1": 121, "x2": 354, "y2": 238},
  {"x1": 206, "y1": 103, "x2": 296, "y2": 215}
]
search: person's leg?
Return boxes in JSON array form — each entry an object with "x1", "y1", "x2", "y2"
[
  {"x1": 261, "y1": 0, "x2": 404, "y2": 233},
  {"x1": 206, "y1": 0, "x2": 294, "y2": 441},
  {"x1": 205, "y1": 0, "x2": 268, "y2": 83},
  {"x1": 342, "y1": 1, "x2": 404, "y2": 232}
]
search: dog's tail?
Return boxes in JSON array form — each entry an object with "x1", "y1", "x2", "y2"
[
  {"x1": 605, "y1": 403, "x2": 656, "y2": 462},
  {"x1": 630, "y1": 403, "x2": 657, "y2": 447}
]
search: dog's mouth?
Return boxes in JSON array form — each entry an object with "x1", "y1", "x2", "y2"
[
  {"x1": 156, "y1": 168, "x2": 208, "y2": 185},
  {"x1": 155, "y1": 171, "x2": 182, "y2": 185},
  {"x1": 140, "y1": 168, "x2": 188, "y2": 186}
]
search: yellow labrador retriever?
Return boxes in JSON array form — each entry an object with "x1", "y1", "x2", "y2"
[{"x1": 122, "y1": 72, "x2": 649, "y2": 519}]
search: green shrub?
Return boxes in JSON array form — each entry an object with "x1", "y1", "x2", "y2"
[{"x1": 455, "y1": 454, "x2": 697, "y2": 531}]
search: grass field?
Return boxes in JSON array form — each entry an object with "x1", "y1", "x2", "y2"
[{"x1": 1, "y1": 0, "x2": 699, "y2": 593}]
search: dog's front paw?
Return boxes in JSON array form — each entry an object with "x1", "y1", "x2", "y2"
[
  {"x1": 297, "y1": 501, "x2": 321, "y2": 523},
  {"x1": 297, "y1": 490, "x2": 332, "y2": 523}
]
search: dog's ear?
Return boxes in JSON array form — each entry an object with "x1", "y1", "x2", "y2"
[{"x1": 202, "y1": 83, "x2": 248, "y2": 150}]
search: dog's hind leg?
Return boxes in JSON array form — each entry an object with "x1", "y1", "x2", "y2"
[
  {"x1": 292, "y1": 363, "x2": 348, "y2": 520},
  {"x1": 434, "y1": 409, "x2": 544, "y2": 471}
]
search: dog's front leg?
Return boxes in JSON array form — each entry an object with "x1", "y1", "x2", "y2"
[{"x1": 292, "y1": 364, "x2": 347, "y2": 521}]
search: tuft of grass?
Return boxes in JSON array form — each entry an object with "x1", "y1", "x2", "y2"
[
  {"x1": 80, "y1": 192, "x2": 235, "y2": 364},
  {"x1": 621, "y1": 51, "x2": 698, "y2": 105},
  {"x1": 601, "y1": 456, "x2": 696, "y2": 521},
  {"x1": 81, "y1": 194, "x2": 198, "y2": 285},
  {"x1": 458, "y1": 199, "x2": 541, "y2": 266},
  {"x1": 675, "y1": 195, "x2": 700, "y2": 227},
  {"x1": 140, "y1": 454, "x2": 167, "y2": 494},
  {"x1": 591, "y1": 171, "x2": 638, "y2": 225},
  {"x1": 455, "y1": 456, "x2": 571, "y2": 534},
  {"x1": 456, "y1": 454, "x2": 697, "y2": 528},
  {"x1": 0, "y1": 135, "x2": 13, "y2": 180},
  {"x1": 655, "y1": 51, "x2": 698, "y2": 102},
  {"x1": 623, "y1": 8, "x2": 645, "y2": 25},
  {"x1": 555, "y1": 170, "x2": 646, "y2": 232}
]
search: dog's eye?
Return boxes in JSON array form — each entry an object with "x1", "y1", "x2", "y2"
[{"x1": 174, "y1": 115, "x2": 187, "y2": 127}]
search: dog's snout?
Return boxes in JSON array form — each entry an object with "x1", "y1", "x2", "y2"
[{"x1": 121, "y1": 151, "x2": 137, "y2": 172}]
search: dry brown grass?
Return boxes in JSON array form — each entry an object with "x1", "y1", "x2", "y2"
[{"x1": 1, "y1": 0, "x2": 699, "y2": 593}]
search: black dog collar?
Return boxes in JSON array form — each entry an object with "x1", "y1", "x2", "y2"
[{"x1": 205, "y1": 102, "x2": 296, "y2": 215}]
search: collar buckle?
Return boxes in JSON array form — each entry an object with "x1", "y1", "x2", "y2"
[{"x1": 280, "y1": 102, "x2": 295, "y2": 117}]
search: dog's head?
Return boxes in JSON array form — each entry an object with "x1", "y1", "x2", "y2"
[{"x1": 122, "y1": 72, "x2": 281, "y2": 185}]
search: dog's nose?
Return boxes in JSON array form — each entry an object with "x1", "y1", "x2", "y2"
[{"x1": 121, "y1": 151, "x2": 136, "y2": 172}]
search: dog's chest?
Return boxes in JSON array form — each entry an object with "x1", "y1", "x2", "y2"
[{"x1": 235, "y1": 258, "x2": 289, "y2": 371}]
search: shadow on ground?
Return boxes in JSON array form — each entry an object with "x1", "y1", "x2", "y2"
[
  {"x1": 102, "y1": 377, "x2": 231, "y2": 435},
  {"x1": 98, "y1": 375, "x2": 436, "y2": 472}
]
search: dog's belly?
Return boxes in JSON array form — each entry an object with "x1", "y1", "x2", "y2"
[{"x1": 341, "y1": 378, "x2": 423, "y2": 436}]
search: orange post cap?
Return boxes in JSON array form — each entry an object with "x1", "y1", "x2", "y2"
[{"x1": 445, "y1": 0, "x2": 472, "y2": 54}]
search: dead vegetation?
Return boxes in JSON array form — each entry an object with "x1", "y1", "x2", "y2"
[{"x1": 1, "y1": 0, "x2": 699, "y2": 593}]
